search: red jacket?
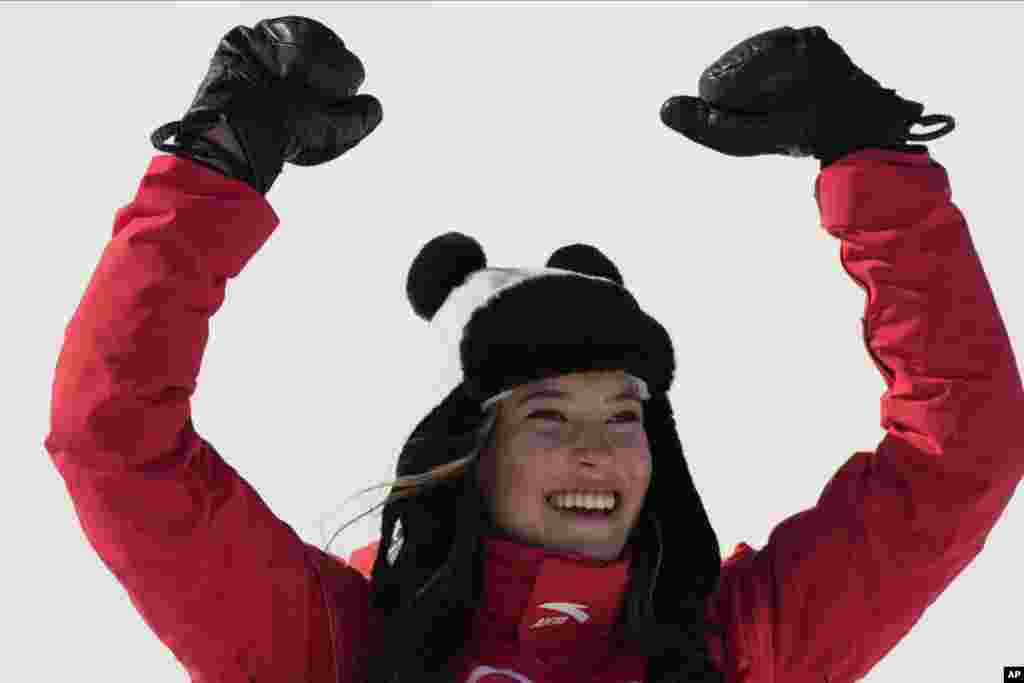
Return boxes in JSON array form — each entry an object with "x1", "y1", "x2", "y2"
[{"x1": 45, "y1": 149, "x2": 1024, "y2": 683}]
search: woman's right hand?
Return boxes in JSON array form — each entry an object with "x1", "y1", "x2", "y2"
[
  {"x1": 200, "y1": 123, "x2": 245, "y2": 167},
  {"x1": 152, "y1": 16, "x2": 383, "y2": 194}
]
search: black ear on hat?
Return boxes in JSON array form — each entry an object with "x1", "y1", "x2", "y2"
[
  {"x1": 406, "y1": 232, "x2": 487, "y2": 322},
  {"x1": 546, "y1": 244, "x2": 624, "y2": 286}
]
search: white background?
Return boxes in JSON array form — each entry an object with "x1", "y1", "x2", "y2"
[{"x1": 9, "y1": 1, "x2": 1022, "y2": 681}]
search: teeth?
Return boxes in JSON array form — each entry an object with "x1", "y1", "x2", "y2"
[{"x1": 546, "y1": 491, "x2": 618, "y2": 511}]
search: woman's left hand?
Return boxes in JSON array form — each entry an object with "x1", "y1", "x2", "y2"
[{"x1": 659, "y1": 25, "x2": 951, "y2": 163}]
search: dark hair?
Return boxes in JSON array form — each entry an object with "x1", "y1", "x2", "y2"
[{"x1": 326, "y1": 405, "x2": 727, "y2": 683}]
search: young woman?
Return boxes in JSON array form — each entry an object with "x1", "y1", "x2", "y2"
[{"x1": 44, "y1": 16, "x2": 1021, "y2": 683}]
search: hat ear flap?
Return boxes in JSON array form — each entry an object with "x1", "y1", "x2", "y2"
[
  {"x1": 546, "y1": 244, "x2": 624, "y2": 286},
  {"x1": 407, "y1": 232, "x2": 487, "y2": 321}
]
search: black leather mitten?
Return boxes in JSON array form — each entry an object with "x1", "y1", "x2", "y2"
[
  {"x1": 660, "y1": 26, "x2": 954, "y2": 167},
  {"x1": 151, "y1": 16, "x2": 382, "y2": 194}
]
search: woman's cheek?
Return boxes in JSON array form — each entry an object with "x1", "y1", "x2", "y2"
[
  {"x1": 499, "y1": 436, "x2": 551, "y2": 489},
  {"x1": 631, "y1": 445, "x2": 653, "y2": 490},
  {"x1": 520, "y1": 430, "x2": 562, "y2": 449}
]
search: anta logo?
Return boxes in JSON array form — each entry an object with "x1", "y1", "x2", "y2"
[
  {"x1": 531, "y1": 615, "x2": 570, "y2": 628},
  {"x1": 530, "y1": 602, "x2": 590, "y2": 628},
  {"x1": 465, "y1": 665, "x2": 640, "y2": 683}
]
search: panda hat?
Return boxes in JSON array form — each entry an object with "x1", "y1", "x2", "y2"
[{"x1": 369, "y1": 232, "x2": 722, "y2": 671}]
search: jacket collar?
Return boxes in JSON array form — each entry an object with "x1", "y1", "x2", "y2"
[{"x1": 472, "y1": 534, "x2": 635, "y2": 669}]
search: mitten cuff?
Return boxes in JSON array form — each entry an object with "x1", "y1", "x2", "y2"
[
  {"x1": 820, "y1": 143, "x2": 928, "y2": 169},
  {"x1": 150, "y1": 118, "x2": 266, "y2": 193}
]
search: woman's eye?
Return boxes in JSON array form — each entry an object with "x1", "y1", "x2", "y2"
[
  {"x1": 528, "y1": 410, "x2": 566, "y2": 422},
  {"x1": 613, "y1": 411, "x2": 641, "y2": 423}
]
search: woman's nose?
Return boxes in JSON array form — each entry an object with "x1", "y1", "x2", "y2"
[{"x1": 569, "y1": 420, "x2": 615, "y2": 453}]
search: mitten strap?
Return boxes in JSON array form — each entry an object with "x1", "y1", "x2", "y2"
[{"x1": 150, "y1": 119, "x2": 256, "y2": 188}]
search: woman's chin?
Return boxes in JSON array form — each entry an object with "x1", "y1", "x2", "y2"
[{"x1": 546, "y1": 535, "x2": 624, "y2": 562}]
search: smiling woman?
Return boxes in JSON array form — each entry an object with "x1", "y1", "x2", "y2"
[
  {"x1": 328, "y1": 376, "x2": 723, "y2": 683},
  {"x1": 475, "y1": 371, "x2": 653, "y2": 562},
  {"x1": 322, "y1": 232, "x2": 726, "y2": 683},
  {"x1": 328, "y1": 371, "x2": 652, "y2": 562},
  {"x1": 40, "y1": 10, "x2": 1022, "y2": 683}
]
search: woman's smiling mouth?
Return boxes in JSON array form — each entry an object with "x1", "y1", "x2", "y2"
[{"x1": 545, "y1": 491, "x2": 621, "y2": 519}]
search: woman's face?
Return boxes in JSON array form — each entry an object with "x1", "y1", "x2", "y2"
[{"x1": 475, "y1": 370, "x2": 652, "y2": 562}]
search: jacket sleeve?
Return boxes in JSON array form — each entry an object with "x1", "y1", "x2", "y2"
[
  {"x1": 731, "y1": 149, "x2": 1024, "y2": 683},
  {"x1": 43, "y1": 156, "x2": 348, "y2": 682}
]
